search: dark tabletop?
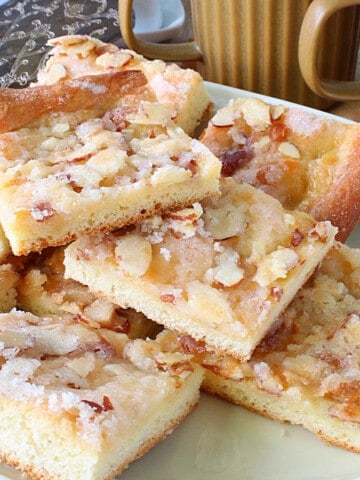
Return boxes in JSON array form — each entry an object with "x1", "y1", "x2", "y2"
[{"x1": 0, "y1": 0, "x2": 122, "y2": 87}]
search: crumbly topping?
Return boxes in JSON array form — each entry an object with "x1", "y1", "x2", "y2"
[
  {"x1": 253, "y1": 247, "x2": 299, "y2": 287},
  {"x1": 0, "y1": 310, "x2": 194, "y2": 445},
  {"x1": 196, "y1": 244, "x2": 360, "y2": 423},
  {"x1": 208, "y1": 247, "x2": 244, "y2": 287},
  {"x1": 72, "y1": 178, "x2": 336, "y2": 335},
  {"x1": 0, "y1": 101, "x2": 209, "y2": 218}
]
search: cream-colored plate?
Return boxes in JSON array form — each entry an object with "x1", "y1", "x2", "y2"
[{"x1": 0, "y1": 82, "x2": 359, "y2": 480}]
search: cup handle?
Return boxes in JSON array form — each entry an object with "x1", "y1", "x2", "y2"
[
  {"x1": 118, "y1": 0, "x2": 203, "y2": 62},
  {"x1": 298, "y1": 0, "x2": 360, "y2": 101}
]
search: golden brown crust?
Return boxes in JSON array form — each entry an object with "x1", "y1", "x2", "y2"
[
  {"x1": 12, "y1": 196, "x2": 214, "y2": 257},
  {"x1": 309, "y1": 130, "x2": 360, "y2": 242},
  {"x1": 0, "y1": 70, "x2": 146, "y2": 133}
]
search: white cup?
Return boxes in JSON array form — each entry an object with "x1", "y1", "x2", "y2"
[{"x1": 133, "y1": 0, "x2": 163, "y2": 34}]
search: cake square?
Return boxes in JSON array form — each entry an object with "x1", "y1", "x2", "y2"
[
  {"x1": 36, "y1": 35, "x2": 211, "y2": 136},
  {"x1": 0, "y1": 310, "x2": 203, "y2": 480},
  {"x1": 0, "y1": 75, "x2": 220, "y2": 256},
  {"x1": 189, "y1": 242, "x2": 360, "y2": 453},
  {"x1": 200, "y1": 97, "x2": 360, "y2": 241},
  {"x1": 64, "y1": 178, "x2": 337, "y2": 361}
]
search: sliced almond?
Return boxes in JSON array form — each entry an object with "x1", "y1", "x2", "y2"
[
  {"x1": 212, "y1": 247, "x2": 244, "y2": 287},
  {"x1": 203, "y1": 204, "x2": 246, "y2": 240},
  {"x1": 278, "y1": 141, "x2": 300, "y2": 159},
  {"x1": 211, "y1": 107, "x2": 235, "y2": 127},
  {"x1": 270, "y1": 104, "x2": 285, "y2": 120},
  {"x1": 115, "y1": 233, "x2": 152, "y2": 276},
  {"x1": 242, "y1": 98, "x2": 271, "y2": 130},
  {"x1": 0, "y1": 331, "x2": 33, "y2": 349},
  {"x1": 96, "y1": 52, "x2": 133, "y2": 69},
  {"x1": 128, "y1": 101, "x2": 170, "y2": 126},
  {"x1": 46, "y1": 63, "x2": 67, "y2": 83}
]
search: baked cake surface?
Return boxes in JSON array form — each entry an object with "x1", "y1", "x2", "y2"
[
  {"x1": 64, "y1": 178, "x2": 336, "y2": 361},
  {"x1": 36, "y1": 35, "x2": 211, "y2": 135},
  {"x1": 0, "y1": 310, "x2": 203, "y2": 480},
  {"x1": 200, "y1": 97, "x2": 360, "y2": 241},
  {"x1": 186, "y1": 242, "x2": 360, "y2": 452},
  {"x1": 0, "y1": 76, "x2": 220, "y2": 256},
  {"x1": 17, "y1": 247, "x2": 161, "y2": 340}
]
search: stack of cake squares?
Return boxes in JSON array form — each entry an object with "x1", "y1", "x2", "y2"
[{"x1": 0, "y1": 35, "x2": 359, "y2": 480}]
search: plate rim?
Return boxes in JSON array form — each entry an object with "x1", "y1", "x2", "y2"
[{"x1": 204, "y1": 80, "x2": 357, "y2": 125}]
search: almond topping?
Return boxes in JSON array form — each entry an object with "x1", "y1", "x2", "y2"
[
  {"x1": 270, "y1": 105, "x2": 285, "y2": 120},
  {"x1": 254, "y1": 247, "x2": 299, "y2": 287},
  {"x1": 46, "y1": 63, "x2": 67, "y2": 83},
  {"x1": 211, "y1": 107, "x2": 235, "y2": 127},
  {"x1": 278, "y1": 141, "x2": 300, "y2": 159},
  {"x1": 95, "y1": 52, "x2": 132, "y2": 69},
  {"x1": 212, "y1": 247, "x2": 244, "y2": 287},
  {"x1": 114, "y1": 233, "x2": 152, "y2": 276},
  {"x1": 242, "y1": 98, "x2": 271, "y2": 130}
]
